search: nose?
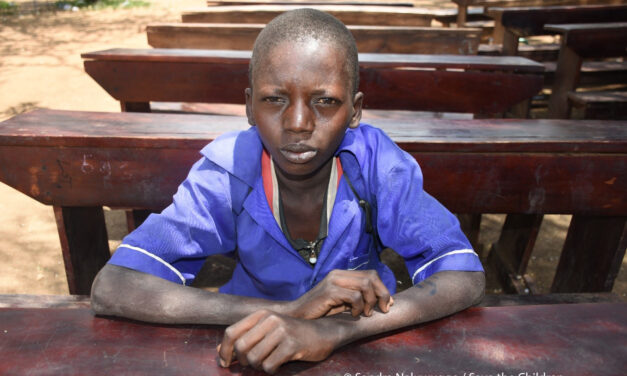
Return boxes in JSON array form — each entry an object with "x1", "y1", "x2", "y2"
[{"x1": 283, "y1": 98, "x2": 314, "y2": 133}]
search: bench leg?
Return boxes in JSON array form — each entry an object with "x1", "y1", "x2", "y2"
[
  {"x1": 53, "y1": 206, "x2": 110, "y2": 295},
  {"x1": 456, "y1": 5, "x2": 467, "y2": 27},
  {"x1": 551, "y1": 215, "x2": 626, "y2": 293},
  {"x1": 547, "y1": 46, "x2": 582, "y2": 119},
  {"x1": 458, "y1": 214, "x2": 481, "y2": 251},
  {"x1": 121, "y1": 101, "x2": 151, "y2": 112},
  {"x1": 487, "y1": 214, "x2": 543, "y2": 294},
  {"x1": 125, "y1": 209, "x2": 153, "y2": 233}
]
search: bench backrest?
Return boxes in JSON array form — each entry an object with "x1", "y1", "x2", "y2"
[
  {"x1": 1, "y1": 109, "x2": 624, "y2": 216},
  {"x1": 181, "y1": 5, "x2": 436, "y2": 26},
  {"x1": 82, "y1": 48, "x2": 544, "y2": 115},
  {"x1": 147, "y1": 23, "x2": 483, "y2": 55}
]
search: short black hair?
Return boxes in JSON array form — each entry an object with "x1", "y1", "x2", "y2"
[{"x1": 249, "y1": 8, "x2": 359, "y2": 94}]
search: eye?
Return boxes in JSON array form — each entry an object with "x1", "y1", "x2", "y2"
[
  {"x1": 262, "y1": 96, "x2": 285, "y2": 104},
  {"x1": 314, "y1": 97, "x2": 341, "y2": 106}
]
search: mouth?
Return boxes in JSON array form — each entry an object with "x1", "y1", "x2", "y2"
[{"x1": 279, "y1": 144, "x2": 318, "y2": 164}]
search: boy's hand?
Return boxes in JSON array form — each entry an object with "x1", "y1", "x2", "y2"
[
  {"x1": 284, "y1": 269, "x2": 393, "y2": 319},
  {"x1": 218, "y1": 309, "x2": 338, "y2": 374}
]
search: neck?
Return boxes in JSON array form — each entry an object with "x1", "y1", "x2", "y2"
[{"x1": 275, "y1": 158, "x2": 333, "y2": 197}]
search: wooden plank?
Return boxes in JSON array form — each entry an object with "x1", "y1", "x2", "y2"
[
  {"x1": 552, "y1": 216, "x2": 627, "y2": 292},
  {"x1": 181, "y1": 5, "x2": 436, "y2": 26},
  {"x1": 0, "y1": 303, "x2": 625, "y2": 374},
  {"x1": 147, "y1": 23, "x2": 483, "y2": 55},
  {"x1": 81, "y1": 48, "x2": 543, "y2": 115},
  {"x1": 569, "y1": 91, "x2": 627, "y2": 120}
]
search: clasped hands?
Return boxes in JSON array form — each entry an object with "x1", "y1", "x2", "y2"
[{"x1": 217, "y1": 269, "x2": 394, "y2": 374}]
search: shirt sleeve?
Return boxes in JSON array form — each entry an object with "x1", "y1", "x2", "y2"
[
  {"x1": 375, "y1": 146, "x2": 484, "y2": 285},
  {"x1": 107, "y1": 157, "x2": 238, "y2": 285}
]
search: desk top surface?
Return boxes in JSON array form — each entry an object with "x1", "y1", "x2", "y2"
[
  {"x1": 81, "y1": 48, "x2": 545, "y2": 72},
  {"x1": 0, "y1": 302, "x2": 625, "y2": 375},
  {"x1": 1, "y1": 109, "x2": 625, "y2": 153}
]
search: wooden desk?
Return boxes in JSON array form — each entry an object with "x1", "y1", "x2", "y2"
[
  {"x1": 0, "y1": 298, "x2": 625, "y2": 375},
  {"x1": 81, "y1": 48, "x2": 544, "y2": 115},
  {"x1": 206, "y1": 0, "x2": 415, "y2": 5},
  {"x1": 546, "y1": 22, "x2": 627, "y2": 118},
  {"x1": 181, "y1": 4, "x2": 435, "y2": 26},
  {"x1": 147, "y1": 23, "x2": 483, "y2": 55},
  {"x1": 1, "y1": 109, "x2": 625, "y2": 295},
  {"x1": 486, "y1": 4, "x2": 627, "y2": 56},
  {"x1": 451, "y1": 0, "x2": 623, "y2": 28}
]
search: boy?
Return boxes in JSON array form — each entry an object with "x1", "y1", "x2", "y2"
[{"x1": 91, "y1": 8, "x2": 485, "y2": 374}]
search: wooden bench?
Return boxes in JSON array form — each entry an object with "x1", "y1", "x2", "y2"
[
  {"x1": 146, "y1": 23, "x2": 483, "y2": 55},
  {"x1": 1, "y1": 109, "x2": 625, "y2": 296},
  {"x1": 0, "y1": 295, "x2": 625, "y2": 374},
  {"x1": 546, "y1": 22, "x2": 627, "y2": 118},
  {"x1": 180, "y1": 4, "x2": 436, "y2": 26},
  {"x1": 81, "y1": 48, "x2": 544, "y2": 116}
]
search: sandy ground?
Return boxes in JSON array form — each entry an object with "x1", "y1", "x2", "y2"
[{"x1": 0, "y1": 0, "x2": 625, "y2": 298}]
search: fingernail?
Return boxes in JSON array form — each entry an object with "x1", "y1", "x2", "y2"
[{"x1": 219, "y1": 358, "x2": 228, "y2": 368}]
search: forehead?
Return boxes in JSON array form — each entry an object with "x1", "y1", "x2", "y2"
[{"x1": 252, "y1": 39, "x2": 351, "y2": 86}]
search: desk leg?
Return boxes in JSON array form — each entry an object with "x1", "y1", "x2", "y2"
[
  {"x1": 548, "y1": 46, "x2": 582, "y2": 119},
  {"x1": 501, "y1": 30, "x2": 519, "y2": 56},
  {"x1": 487, "y1": 214, "x2": 543, "y2": 294},
  {"x1": 53, "y1": 206, "x2": 110, "y2": 295},
  {"x1": 552, "y1": 215, "x2": 626, "y2": 293},
  {"x1": 456, "y1": 5, "x2": 467, "y2": 27}
]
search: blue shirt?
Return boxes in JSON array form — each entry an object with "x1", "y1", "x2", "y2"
[{"x1": 108, "y1": 124, "x2": 483, "y2": 300}]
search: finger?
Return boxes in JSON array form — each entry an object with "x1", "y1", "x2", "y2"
[
  {"x1": 325, "y1": 304, "x2": 349, "y2": 316},
  {"x1": 342, "y1": 288, "x2": 365, "y2": 317},
  {"x1": 261, "y1": 341, "x2": 300, "y2": 375},
  {"x1": 363, "y1": 272, "x2": 392, "y2": 313},
  {"x1": 357, "y1": 278, "x2": 377, "y2": 316},
  {"x1": 233, "y1": 313, "x2": 280, "y2": 366},
  {"x1": 243, "y1": 327, "x2": 283, "y2": 370},
  {"x1": 219, "y1": 310, "x2": 268, "y2": 367}
]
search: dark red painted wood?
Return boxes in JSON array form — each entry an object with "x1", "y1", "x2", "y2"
[
  {"x1": 0, "y1": 303, "x2": 625, "y2": 375},
  {"x1": 1, "y1": 110, "x2": 625, "y2": 294},
  {"x1": 53, "y1": 206, "x2": 111, "y2": 295},
  {"x1": 1, "y1": 109, "x2": 625, "y2": 213},
  {"x1": 82, "y1": 48, "x2": 544, "y2": 115}
]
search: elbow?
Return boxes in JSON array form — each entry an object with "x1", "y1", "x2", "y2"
[
  {"x1": 90, "y1": 264, "x2": 121, "y2": 316},
  {"x1": 467, "y1": 271, "x2": 486, "y2": 307}
]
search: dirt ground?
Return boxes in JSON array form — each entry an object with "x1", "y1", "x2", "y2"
[{"x1": 0, "y1": 0, "x2": 625, "y2": 299}]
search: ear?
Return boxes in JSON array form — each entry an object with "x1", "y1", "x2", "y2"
[
  {"x1": 245, "y1": 88, "x2": 255, "y2": 126},
  {"x1": 348, "y1": 91, "x2": 364, "y2": 129}
]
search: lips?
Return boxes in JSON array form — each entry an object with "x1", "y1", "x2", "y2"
[{"x1": 280, "y1": 144, "x2": 318, "y2": 164}]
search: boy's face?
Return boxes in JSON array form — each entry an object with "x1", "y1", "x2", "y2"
[{"x1": 246, "y1": 39, "x2": 363, "y2": 179}]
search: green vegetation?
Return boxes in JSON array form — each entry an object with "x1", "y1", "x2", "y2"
[
  {"x1": 0, "y1": 1, "x2": 18, "y2": 15},
  {"x1": 55, "y1": 0, "x2": 150, "y2": 10}
]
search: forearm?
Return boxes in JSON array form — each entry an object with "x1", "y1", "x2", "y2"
[
  {"x1": 327, "y1": 271, "x2": 485, "y2": 347},
  {"x1": 91, "y1": 264, "x2": 287, "y2": 325}
]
